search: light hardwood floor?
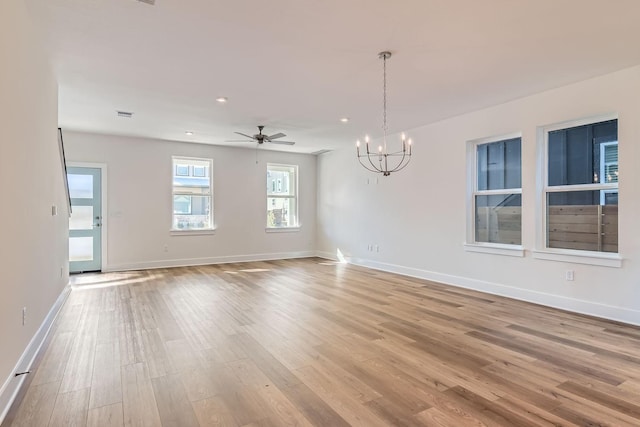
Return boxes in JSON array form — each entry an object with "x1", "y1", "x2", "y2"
[{"x1": 5, "y1": 258, "x2": 640, "y2": 426}]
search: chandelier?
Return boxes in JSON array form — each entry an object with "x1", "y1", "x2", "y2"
[{"x1": 356, "y1": 51, "x2": 412, "y2": 176}]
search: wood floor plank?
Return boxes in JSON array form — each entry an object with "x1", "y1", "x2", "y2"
[
  {"x1": 48, "y1": 388, "x2": 90, "y2": 427},
  {"x1": 120, "y1": 362, "x2": 161, "y2": 427},
  {"x1": 151, "y1": 373, "x2": 200, "y2": 427},
  {"x1": 8, "y1": 380, "x2": 59, "y2": 427},
  {"x1": 87, "y1": 402, "x2": 124, "y2": 427},
  {"x1": 8, "y1": 258, "x2": 640, "y2": 427},
  {"x1": 89, "y1": 340, "x2": 122, "y2": 408}
]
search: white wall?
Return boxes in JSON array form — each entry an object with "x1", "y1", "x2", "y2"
[
  {"x1": 0, "y1": 0, "x2": 68, "y2": 413},
  {"x1": 318, "y1": 65, "x2": 640, "y2": 326},
  {"x1": 64, "y1": 132, "x2": 317, "y2": 271}
]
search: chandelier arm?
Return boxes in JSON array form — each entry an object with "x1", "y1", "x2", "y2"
[
  {"x1": 386, "y1": 153, "x2": 407, "y2": 173},
  {"x1": 389, "y1": 155, "x2": 411, "y2": 173},
  {"x1": 368, "y1": 152, "x2": 383, "y2": 173},
  {"x1": 358, "y1": 154, "x2": 382, "y2": 173}
]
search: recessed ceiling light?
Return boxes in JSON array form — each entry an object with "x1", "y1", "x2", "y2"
[
  {"x1": 185, "y1": 131, "x2": 194, "y2": 136},
  {"x1": 216, "y1": 97, "x2": 228, "y2": 103},
  {"x1": 340, "y1": 117, "x2": 350, "y2": 123}
]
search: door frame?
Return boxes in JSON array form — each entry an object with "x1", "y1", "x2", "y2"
[{"x1": 67, "y1": 162, "x2": 108, "y2": 272}]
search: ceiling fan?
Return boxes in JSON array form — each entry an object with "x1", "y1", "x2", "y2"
[{"x1": 227, "y1": 125, "x2": 295, "y2": 145}]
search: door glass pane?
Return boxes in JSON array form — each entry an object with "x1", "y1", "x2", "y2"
[
  {"x1": 68, "y1": 174, "x2": 93, "y2": 199},
  {"x1": 70, "y1": 236, "x2": 93, "y2": 261},
  {"x1": 69, "y1": 206, "x2": 93, "y2": 230}
]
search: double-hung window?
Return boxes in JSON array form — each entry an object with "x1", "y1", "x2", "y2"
[
  {"x1": 266, "y1": 164, "x2": 298, "y2": 229},
  {"x1": 468, "y1": 135, "x2": 522, "y2": 248},
  {"x1": 542, "y1": 118, "x2": 618, "y2": 253},
  {"x1": 172, "y1": 157, "x2": 213, "y2": 230}
]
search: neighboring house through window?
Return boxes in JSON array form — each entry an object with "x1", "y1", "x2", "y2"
[
  {"x1": 542, "y1": 118, "x2": 618, "y2": 253},
  {"x1": 172, "y1": 157, "x2": 213, "y2": 230},
  {"x1": 267, "y1": 164, "x2": 298, "y2": 228}
]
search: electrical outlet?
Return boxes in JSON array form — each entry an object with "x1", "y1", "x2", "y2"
[
  {"x1": 565, "y1": 270, "x2": 574, "y2": 281},
  {"x1": 22, "y1": 307, "x2": 26, "y2": 326}
]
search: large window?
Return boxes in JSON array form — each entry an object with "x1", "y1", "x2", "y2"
[
  {"x1": 172, "y1": 157, "x2": 212, "y2": 230},
  {"x1": 470, "y1": 136, "x2": 522, "y2": 246},
  {"x1": 544, "y1": 118, "x2": 618, "y2": 253},
  {"x1": 267, "y1": 164, "x2": 298, "y2": 228}
]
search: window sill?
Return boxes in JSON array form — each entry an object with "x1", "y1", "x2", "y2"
[
  {"x1": 463, "y1": 243, "x2": 524, "y2": 257},
  {"x1": 170, "y1": 228, "x2": 216, "y2": 236},
  {"x1": 265, "y1": 227, "x2": 301, "y2": 233},
  {"x1": 532, "y1": 249, "x2": 622, "y2": 268}
]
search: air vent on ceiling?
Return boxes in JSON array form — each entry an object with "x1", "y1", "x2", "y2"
[
  {"x1": 117, "y1": 111, "x2": 133, "y2": 118},
  {"x1": 137, "y1": 0, "x2": 155, "y2": 5}
]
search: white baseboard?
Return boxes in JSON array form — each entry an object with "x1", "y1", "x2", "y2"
[
  {"x1": 314, "y1": 250, "x2": 339, "y2": 261},
  {"x1": 347, "y1": 256, "x2": 640, "y2": 327},
  {"x1": 0, "y1": 285, "x2": 71, "y2": 424},
  {"x1": 104, "y1": 251, "x2": 318, "y2": 272}
]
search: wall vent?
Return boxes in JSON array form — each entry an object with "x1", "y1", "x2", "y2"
[
  {"x1": 117, "y1": 111, "x2": 133, "y2": 118},
  {"x1": 137, "y1": 0, "x2": 156, "y2": 5}
]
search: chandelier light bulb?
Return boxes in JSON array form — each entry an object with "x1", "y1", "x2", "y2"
[{"x1": 356, "y1": 140, "x2": 360, "y2": 147}]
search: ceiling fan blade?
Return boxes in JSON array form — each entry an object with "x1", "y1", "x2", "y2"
[
  {"x1": 234, "y1": 132, "x2": 255, "y2": 139},
  {"x1": 225, "y1": 139, "x2": 254, "y2": 142},
  {"x1": 266, "y1": 132, "x2": 286, "y2": 140},
  {"x1": 270, "y1": 140, "x2": 295, "y2": 145}
]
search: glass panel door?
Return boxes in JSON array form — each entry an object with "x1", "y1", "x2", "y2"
[{"x1": 68, "y1": 167, "x2": 102, "y2": 272}]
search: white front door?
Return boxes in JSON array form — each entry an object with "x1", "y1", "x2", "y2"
[{"x1": 68, "y1": 167, "x2": 102, "y2": 273}]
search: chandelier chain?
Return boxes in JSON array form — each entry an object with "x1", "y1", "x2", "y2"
[{"x1": 382, "y1": 53, "x2": 387, "y2": 137}]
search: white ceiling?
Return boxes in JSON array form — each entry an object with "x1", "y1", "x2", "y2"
[{"x1": 25, "y1": 0, "x2": 640, "y2": 153}]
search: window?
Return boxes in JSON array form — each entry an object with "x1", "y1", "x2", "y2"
[
  {"x1": 468, "y1": 135, "x2": 522, "y2": 248},
  {"x1": 172, "y1": 157, "x2": 212, "y2": 230},
  {"x1": 543, "y1": 118, "x2": 618, "y2": 253},
  {"x1": 266, "y1": 164, "x2": 298, "y2": 228}
]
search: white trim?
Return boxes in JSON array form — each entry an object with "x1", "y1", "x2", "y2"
[
  {"x1": 463, "y1": 243, "x2": 524, "y2": 257},
  {"x1": 315, "y1": 250, "x2": 339, "y2": 261},
  {"x1": 532, "y1": 249, "x2": 622, "y2": 268},
  {"x1": 345, "y1": 257, "x2": 639, "y2": 326},
  {"x1": 466, "y1": 133, "x2": 523, "y2": 247},
  {"x1": 0, "y1": 285, "x2": 71, "y2": 425},
  {"x1": 103, "y1": 250, "x2": 316, "y2": 272},
  {"x1": 171, "y1": 156, "x2": 214, "y2": 232},
  {"x1": 67, "y1": 162, "x2": 108, "y2": 272},
  {"x1": 266, "y1": 163, "x2": 299, "y2": 229},
  {"x1": 537, "y1": 113, "x2": 619, "y2": 257},
  {"x1": 265, "y1": 227, "x2": 301, "y2": 233},
  {"x1": 170, "y1": 228, "x2": 216, "y2": 236}
]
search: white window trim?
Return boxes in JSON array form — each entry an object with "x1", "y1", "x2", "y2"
[
  {"x1": 465, "y1": 132, "x2": 523, "y2": 256},
  {"x1": 535, "y1": 113, "x2": 621, "y2": 267},
  {"x1": 171, "y1": 156, "x2": 214, "y2": 232},
  {"x1": 266, "y1": 163, "x2": 299, "y2": 229}
]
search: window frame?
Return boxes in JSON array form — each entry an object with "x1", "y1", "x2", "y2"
[
  {"x1": 266, "y1": 163, "x2": 299, "y2": 231},
  {"x1": 465, "y1": 132, "x2": 524, "y2": 257},
  {"x1": 171, "y1": 156, "x2": 214, "y2": 234},
  {"x1": 534, "y1": 114, "x2": 621, "y2": 267}
]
